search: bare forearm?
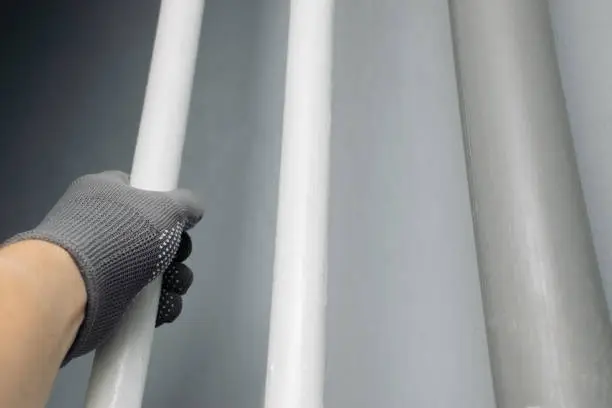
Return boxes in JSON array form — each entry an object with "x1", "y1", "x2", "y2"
[{"x1": 0, "y1": 240, "x2": 85, "y2": 408}]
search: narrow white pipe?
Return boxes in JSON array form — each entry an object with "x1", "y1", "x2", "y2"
[
  {"x1": 264, "y1": 1, "x2": 333, "y2": 407},
  {"x1": 85, "y1": 1, "x2": 205, "y2": 407}
]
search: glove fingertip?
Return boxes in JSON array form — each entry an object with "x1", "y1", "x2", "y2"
[
  {"x1": 162, "y1": 263, "x2": 194, "y2": 295},
  {"x1": 174, "y1": 233, "x2": 192, "y2": 262},
  {"x1": 166, "y1": 188, "x2": 204, "y2": 229},
  {"x1": 156, "y1": 290, "x2": 183, "y2": 326}
]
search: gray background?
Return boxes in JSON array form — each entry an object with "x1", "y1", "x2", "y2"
[{"x1": 0, "y1": 0, "x2": 610, "y2": 407}]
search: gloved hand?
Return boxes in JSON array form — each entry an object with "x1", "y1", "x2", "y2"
[{"x1": 5, "y1": 171, "x2": 203, "y2": 363}]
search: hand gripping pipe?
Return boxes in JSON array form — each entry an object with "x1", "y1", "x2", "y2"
[
  {"x1": 264, "y1": 0, "x2": 334, "y2": 407},
  {"x1": 85, "y1": 1, "x2": 205, "y2": 407},
  {"x1": 449, "y1": 1, "x2": 612, "y2": 407}
]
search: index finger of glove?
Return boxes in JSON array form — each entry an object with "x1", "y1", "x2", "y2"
[{"x1": 165, "y1": 188, "x2": 204, "y2": 229}]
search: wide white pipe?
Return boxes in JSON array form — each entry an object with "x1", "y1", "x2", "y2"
[
  {"x1": 449, "y1": 1, "x2": 612, "y2": 406},
  {"x1": 264, "y1": 1, "x2": 333, "y2": 407},
  {"x1": 85, "y1": 1, "x2": 205, "y2": 407}
]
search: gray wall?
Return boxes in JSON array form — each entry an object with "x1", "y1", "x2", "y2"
[
  {"x1": 1, "y1": 1, "x2": 611, "y2": 407},
  {"x1": 326, "y1": 1, "x2": 494, "y2": 407}
]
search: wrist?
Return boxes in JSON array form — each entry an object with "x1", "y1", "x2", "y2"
[{"x1": 0, "y1": 240, "x2": 86, "y2": 356}]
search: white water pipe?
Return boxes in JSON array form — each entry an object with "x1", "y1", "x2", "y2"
[
  {"x1": 264, "y1": 1, "x2": 334, "y2": 407},
  {"x1": 85, "y1": 1, "x2": 205, "y2": 406},
  {"x1": 449, "y1": 1, "x2": 612, "y2": 406}
]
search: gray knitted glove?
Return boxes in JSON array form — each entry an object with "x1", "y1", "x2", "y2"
[{"x1": 5, "y1": 171, "x2": 203, "y2": 363}]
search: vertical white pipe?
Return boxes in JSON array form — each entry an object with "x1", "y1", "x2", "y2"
[
  {"x1": 449, "y1": 1, "x2": 612, "y2": 406},
  {"x1": 264, "y1": 0, "x2": 333, "y2": 407},
  {"x1": 85, "y1": 1, "x2": 205, "y2": 407}
]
